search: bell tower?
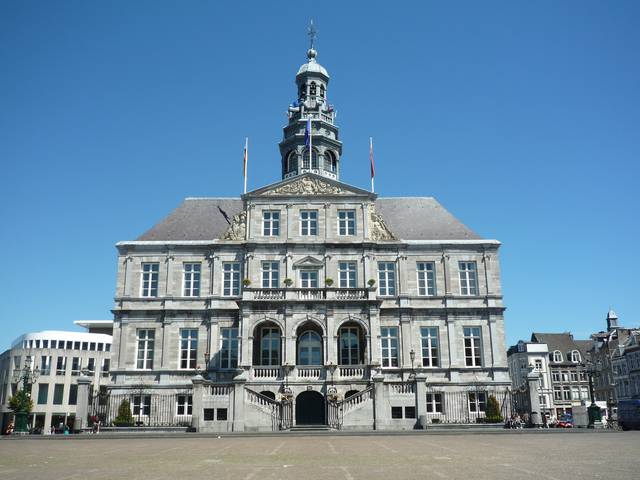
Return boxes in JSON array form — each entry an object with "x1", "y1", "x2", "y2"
[{"x1": 279, "y1": 23, "x2": 343, "y2": 181}]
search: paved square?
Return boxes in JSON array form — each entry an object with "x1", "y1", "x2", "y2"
[{"x1": 1, "y1": 431, "x2": 639, "y2": 479}]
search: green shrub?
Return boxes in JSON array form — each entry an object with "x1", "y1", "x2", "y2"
[
  {"x1": 485, "y1": 394, "x2": 503, "y2": 423},
  {"x1": 113, "y1": 399, "x2": 134, "y2": 427},
  {"x1": 8, "y1": 390, "x2": 33, "y2": 414}
]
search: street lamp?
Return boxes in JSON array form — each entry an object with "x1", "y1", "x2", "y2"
[
  {"x1": 582, "y1": 360, "x2": 604, "y2": 428},
  {"x1": 11, "y1": 357, "x2": 40, "y2": 433},
  {"x1": 409, "y1": 349, "x2": 416, "y2": 379}
]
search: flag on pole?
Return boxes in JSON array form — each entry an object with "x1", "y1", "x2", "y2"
[
  {"x1": 369, "y1": 137, "x2": 375, "y2": 192},
  {"x1": 304, "y1": 118, "x2": 311, "y2": 147},
  {"x1": 243, "y1": 137, "x2": 248, "y2": 194}
]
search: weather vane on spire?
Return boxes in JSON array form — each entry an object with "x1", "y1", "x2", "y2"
[{"x1": 307, "y1": 19, "x2": 317, "y2": 50}]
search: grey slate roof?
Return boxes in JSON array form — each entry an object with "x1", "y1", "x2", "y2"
[
  {"x1": 136, "y1": 197, "x2": 481, "y2": 242},
  {"x1": 531, "y1": 333, "x2": 592, "y2": 358}
]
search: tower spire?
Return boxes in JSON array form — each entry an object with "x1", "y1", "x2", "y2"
[{"x1": 307, "y1": 19, "x2": 317, "y2": 51}]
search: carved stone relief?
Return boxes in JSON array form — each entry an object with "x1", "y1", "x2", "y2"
[
  {"x1": 369, "y1": 204, "x2": 396, "y2": 241},
  {"x1": 221, "y1": 211, "x2": 246, "y2": 240},
  {"x1": 266, "y1": 176, "x2": 345, "y2": 195}
]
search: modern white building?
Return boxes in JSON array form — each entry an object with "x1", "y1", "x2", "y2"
[
  {"x1": 0, "y1": 323, "x2": 112, "y2": 433},
  {"x1": 507, "y1": 340, "x2": 552, "y2": 415},
  {"x1": 103, "y1": 41, "x2": 511, "y2": 432}
]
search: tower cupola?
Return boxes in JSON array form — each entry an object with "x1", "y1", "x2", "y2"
[{"x1": 279, "y1": 24, "x2": 343, "y2": 181}]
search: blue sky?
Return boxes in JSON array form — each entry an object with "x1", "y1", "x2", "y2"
[{"x1": 1, "y1": 1, "x2": 639, "y2": 350}]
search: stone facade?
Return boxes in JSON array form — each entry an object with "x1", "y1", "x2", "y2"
[{"x1": 108, "y1": 44, "x2": 510, "y2": 432}]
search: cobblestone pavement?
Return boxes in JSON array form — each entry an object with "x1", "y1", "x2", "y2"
[{"x1": 1, "y1": 431, "x2": 639, "y2": 480}]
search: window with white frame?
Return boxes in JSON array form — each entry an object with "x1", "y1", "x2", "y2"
[
  {"x1": 552, "y1": 351, "x2": 563, "y2": 363},
  {"x1": 300, "y1": 269, "x2": 319, "y2": 288},
  {"x1": 534, "y1": 359, "x2": 543, "y2": 371},
  {"x1": 426, "y1": 393, "x2": 444, "y2": 413},
  {"x1": 259, "y1": 326, "x2": 281, "y2": 366},
  {"x1": 381, "y1": 327, "x2": 399, "y2": 367},
  {"x1": 40, "y1": 356, "x2": 51, "y2": 375},
  {"x1": 420, "y1": 327, "x2": 439, "y2": 367},
  {"x1": 141, "y1": 262, "x2": 159, "y2": 297},
  {"x1": 300, "y1": 210, "x2": 318, "y2": 236},
  {"x1": 179, "y1": 329, "x2": 198, "y2": 369},
  {"x1": 338, "y1": 262, "x2": 357, "y2": 288},
  {"x1": 417, "y1": 262, "x2": 436, "y2": 296},
  {"x1": 553, "y1": 387, "x2": 562, "y2": 401},
  {"x1": 56, "y1": 356, "x2": 66, "y2": 376},
  {"x1": 220, "y1": 327, "x2": 239, "y2": 369},
  {"x1": 337, "y1": 210, "x2": 356, "y2": 236},
  {"x1": 132, "y1": 395, "x2": 151, "y2": 416},
  {"x1": 261, "y1": 261, "x2": 280, "y2": 288},
  {"x1": 262, "y1": 210, "x2": 280, "y2": 236},
  {"x1": 339, "y1": 326, "x2": 360, "y2": 365},
  {"x1": 468, "y1": 391, "x2": 487, "y2": 413},
  {"x1": 378, "y1": 262, "x2": 396, "y2": 296},
  {"x1": 222, "y1": 262, "x2": 241, "y2": 296},
  {"x1": 463, "y1": 327, "x2": 482, "y2": 367},
  {"x1": 176, "y1": 394, "x2": 193, "y2": 416},
  {"x1": 570, "y1": 350, "x2": 581, "y2": 363},
  {"x1": 458, "y1": 261, "x2": 478, "y2": 296},
  {"x1": 183, "y1": 263, "x2": 201, "y2": 297},
  {"x1": 71, "y1": 357, "x2": 81, "y2": 375},
  {"x1": 136, "y1": 329, "x2": 155, "y2": 370}
]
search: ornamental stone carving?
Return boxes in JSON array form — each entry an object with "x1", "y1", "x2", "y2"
[
  {"x1": 266, "y1": 176, "x2": 345, "y2": 195},
  {"x1": 221, "y1": 211, "x2": 246, "y2": 240},
  {"x1": 369, "y1": 205, "x2": 396, "y2": 241}
]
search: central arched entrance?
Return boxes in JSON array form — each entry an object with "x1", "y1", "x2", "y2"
[{"x1": 295, "y1": 391, "x2": 325, "y2": 425}]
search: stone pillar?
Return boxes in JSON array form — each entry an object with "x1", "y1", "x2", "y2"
[
  {"x1": 414, "y1": 373, "x2": 427, "y2": 429},
  {"x1": 191, "y1": 375, "x2": 205, "y2": 432},
  {"x1": 372, "y1": 372, "x2": 386, "y2": 430},
  {"x1": 232, "y1": 372, "x2": 247, "y2": 432},
  {"x1": 526, "y1": 370, "x2": 542, "y2": 428},
  {"x1": 73, "y1": 375, "x2": 92, "y2": 432}
]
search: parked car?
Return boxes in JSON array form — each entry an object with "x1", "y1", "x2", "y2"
[{"x1": 555, "y1": 414, "x2": 574, "y2": 428}]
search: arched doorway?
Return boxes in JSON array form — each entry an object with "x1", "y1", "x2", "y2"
[{"x1": 295, "y1": 391, "x2": 325, "y2": 425}]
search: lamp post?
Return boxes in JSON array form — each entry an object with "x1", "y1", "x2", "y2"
[
  {"x1": 11, "y1": 357, "x2": 40, "y2": 433},
  {"x1": 409, "y1": 349, "x2": 416, "y2": 379},
  {"x1": 583, "y1": 360, "x2": 604, "y2": 429}
]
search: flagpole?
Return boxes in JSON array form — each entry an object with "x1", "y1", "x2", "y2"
[
  {"x1": 370, "y1": 136, "x2": 375, "y2": 193},
  {"x1": 309, "y1": 119, "x2": 313, "y2": 169},
  {"x1": 243, "y1": 137, "x2": 248, "y2": 194}
]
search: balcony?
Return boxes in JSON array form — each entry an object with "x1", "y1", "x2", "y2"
[
  {"x1": 243, "y1": 288, "x2": 373, "y2": 302},
  {"x1": 248, "y1": 365, "x2": 369, "y2": 381}
]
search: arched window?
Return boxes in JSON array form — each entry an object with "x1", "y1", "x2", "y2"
[
  {"x1": 286, "y1": 151, "x2": 297, "y2": 173},
  {"x1": 310, "y1": 82, "x2": 317, "y2": 96},
  {"x1": 320, "y1": 84, "x2": 325, "y2": 98},
  {"x1": 299, "y1": 84, "x2": 306, "y2": 100},
  {"x1": 552, "y1": 350, "x2": 563, "y2": 363},
  {"x1": 298, "y1": 331, "x2": 322, "y2": 365},
  {"x1": 302, "y1": 148, "x2": 318, "y2": 170},
  {"x1": 570, "y1": 350, "x2": 581, "y2": 363},
  {"x1": 325, "y1": 151, "x2": 337, "y2": 173},
  {"x1": 338, "y1": 323, "x2": 365, "y2": 365},
  {"x1": 253, "y1": 323, "x2": 281, "y2": 366}
]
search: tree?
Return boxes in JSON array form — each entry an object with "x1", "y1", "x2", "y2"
[
  {"x1": 485, "y1": 394, "x2": 503, "y2": 423},
  {"x1": 113, "y1": 399, "x2": 134, "y2": 426},
  {"x1": 8, "y1": 389, "x2": 33, "y2": 415}
]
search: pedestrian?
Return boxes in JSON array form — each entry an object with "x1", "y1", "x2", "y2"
[{"x1": 542, "y1": 413, "x2": 549, "y2": 429}]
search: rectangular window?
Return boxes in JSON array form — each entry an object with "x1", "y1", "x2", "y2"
[
  {"x1": 40, "y1": 356, "x2": 51, "y2": 376},
  {"x1": 391, "y1": 406, "x2": 403, "y2": 419},
  {"x1": 37, "y1": 384, "x2": 49, "y2": 404},
  {"x1": 551, "y1": 370, "x2": 560, "y2": 382},
  {"x1": 222, "y1": 262, "x2": 241, "y2": 296},
  {"x1": 261, "y1": 261, "x2": 280, "y2": 288},
  {"x1": 262, "y1": 210, "x2": 280, "y2": 236},
  {"x1": 71, "y1": 357, "x2": 81, "y2": 376},
  {"x1": 183, "y1": 263, "x2": 201, "y2": 297},
  {"x1": 378, "y1": 262, "x2": 396, "y2": 296},
  {"x1": 458, "y1": 261, "x2": 478, "y2": 296},
  {"x1": 300, "y1": 269, "x2": 318, "y2": 288},
  {"x1": 204, "y1": 408, "x2": 215, "y2": 421},
  {"x1": 141, "y1": 262, "x2": 159, "y2": 297},
  {"x1": 220, "y1": 327, "x2": 239, "y2": 369},
  {"x1": 132, "y1": 395, "x2": 151, "y2": 416},
  {"x1": 562, "y1": 386, "x2": 571, "y2": 400},
  {"x1": 300, "y1": 210, "x2": 318, "y2": 236},
  {"x1": 217, "y1": 408, "x2": 228, "y2": 421},
  {"x1": 136, "y1": 329, "x2": 155, "y2": 370},
  {"x1": 68, "y1": 384, "x2": 78, "y2": 405},
  {"x1": 53, "y1": 384, "x2": 64, "y2": 405},
  {"x1": 570, "y1": 371, "x2": 578, "y2": 382},
  {"x1": 86, "y1": 358, "x2": 95, "y2": 373},
  {"x1": 338, "y1": 262, "x2": 357, "y2": 288},
  {"x1": 417, "y1": 262, "x2": 436, "y2": 296},
  {"x1": 468, "y1": 392, "x2": 486, "y2": 413},
  {"x1": 404, "y1": 406, "x2": 416, "y2": 418},
  {"x1": 426, "y1": 393, "x2": 444, "y2": 413},
  {"x1": 420, "y1": 327, "x2": 439, "y2": 367},
  {"x1": 43, "y1": 340, "x2": 48, "y2": 348},
  {"x1": 179, "y1": 329, "x2": 198, "y2": 370},
  {"x1": 553, "y1": 387, "x2": 562, "y2": 401},
  {"x1": 56, "y1": 356, "x2": 66, "y2": 376},
  {"x1": 176, "y1": 395, "x2": 193, "y2": 416},
  {"x1": 337, "y1": 210, "x2": 356, "y2": 236},
  {"x1": 101, "y1": 358, "x2": 110, "y2": 377},
  {"x1": 463, "y1": 327, "x2": 482, "y2": 367},
  {"x1": 381, "y1": 327, "x2": 399, "y2": 368},
  {"x1": 534, "y1": 359, "x2": 543, "y2": 371}
]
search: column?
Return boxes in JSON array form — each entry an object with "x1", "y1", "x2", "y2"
[
  {"x1": 191, "y1": 375, "x2": 205, "y2": 432},
  {"x1": 527, "y1": 371, "x2": 542, "y2": 427},
  {"x1": 372, "y1": 373, "x2": 386, "y2": 430},
  {"x1": 232, "y1": 376, "x2": 247, "y2": 432},
  {"x1": 414, "y1": 373, "x2": 427, "y2": 429},
  {"x1": 73, "y1": 375, "x2": 92, "y2": 432}
]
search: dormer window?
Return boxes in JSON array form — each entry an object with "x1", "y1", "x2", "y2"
[
  {"x1": 552, "y1": 350, "x2": 563, "y2": 363},
  {"x1": 570, "y1": 350, "x2": 581, "y2": 363}
]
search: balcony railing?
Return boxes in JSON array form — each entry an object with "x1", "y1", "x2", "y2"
[
  {"x1": 249, "y1": 365, "x2": 368, "y2": 381},
  {"x1": 252, "y1": 366, "x2": 281, "y2": 380},
  {"x1": 244, "y1": 288, "x2": 372, "y2": 302}
]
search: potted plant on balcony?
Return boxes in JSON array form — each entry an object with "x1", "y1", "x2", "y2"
[
  {"x1": 283, "y1": 278, "x2": 293, "y2": 287},
  {"x1": 367, "y1": 278, "x2": 376, "y2": 288},
  {"x1": 325, "y1": 277, "x2": 334, "y2": 287},
  {"x1": 242, "y1": 278, "x2": 251, "y2": 287}
]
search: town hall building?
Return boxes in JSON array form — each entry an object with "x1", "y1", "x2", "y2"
[{"x1": 106, "y1": 41, "x2": 511, "y2": 431}]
